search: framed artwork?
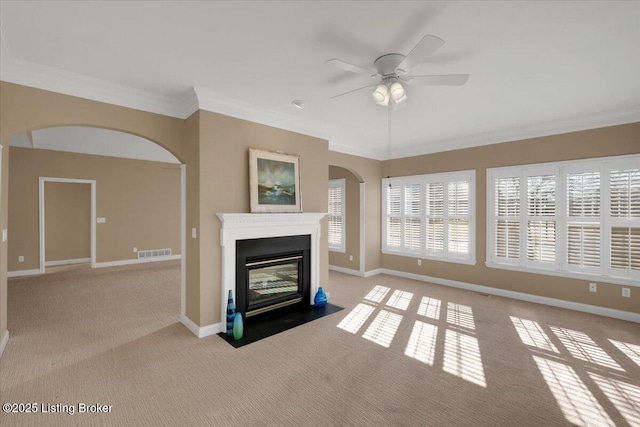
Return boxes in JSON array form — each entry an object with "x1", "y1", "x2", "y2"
[{"x1": 249, "y1": 148, "x2": 302, "y2": 213}]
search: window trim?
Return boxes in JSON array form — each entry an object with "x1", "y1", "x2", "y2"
[
  {"x1": 487, "y1": 153, "x2": 640, "y2": 287},
  {"x1": 328, "y1": 178, "x2": 346, "y2": 253},
  {"x1": 382, "y1": 170, "x2": 476, "y2": 265}
]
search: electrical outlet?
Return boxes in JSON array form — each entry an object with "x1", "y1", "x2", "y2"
[
  {"x1": 18, "y1": 255, "x2": 24, "y2": 263},
  {"x1": 325, "y1": 291, "x2": 330, "y2": 300},
  {"x1": 622, "y1": 288, "x2": 631, "y2": 298},
  {"x1": 418, "y1": 259, "x2": 422, "y2": 266},
  {"x1": 589, "y1": 282, "x2": 597, "y2": 292},
  {"x1": 133, "y1": 247, "x2": 138, "y2": 253},
  {"x1": 349, "y1": 255, "x2": 353, "y2": 261},
  {"x1": 96, "y1": 217, "x2": 106, "y2": 223}
]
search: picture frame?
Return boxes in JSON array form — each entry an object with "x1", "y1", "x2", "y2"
[{"x1": 249, "y1": 148, "x2": 302, "y2": 213}]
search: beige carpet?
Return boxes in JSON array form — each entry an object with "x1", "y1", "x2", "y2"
[{"x1": 1, "y1": 261, "x2": 639, "y2": 426}]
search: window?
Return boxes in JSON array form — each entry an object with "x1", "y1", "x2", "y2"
[
  {"x1": 328, "y1": 179, "x2": 346, "y2": 252},
  {"x1": 487, "y1": 154, "x2": 640, "y2": 285},
  {"x1": 382, "y1": 171, "x2": 475, "y2": 264}
]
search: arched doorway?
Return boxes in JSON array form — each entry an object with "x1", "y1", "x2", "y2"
[
  {"x1": 329, "y1": 165, "x2": 365, "y2": 276},
  {"x1": 6, "y1": 125, "x2": 185, "y2": 327},
  {"x1": 0, "y1": 82, "x2": 191, "y2": 351}
]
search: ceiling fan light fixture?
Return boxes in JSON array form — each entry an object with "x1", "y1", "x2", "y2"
[
  {"x1": 390, "y1": 81, "x2": 405, "y2": 101},
  {"x1": 394, "y1": 92, "x2": 408, "y2": 105},
  {"x1": 376, "y1": 94, "x2": 389, "y2": 106},
  {"x1": 372, "y1": 84, "x2": 388, "y2": 103}
]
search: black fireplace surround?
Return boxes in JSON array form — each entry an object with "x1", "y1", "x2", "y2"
[{"x1": 236, "y1": 235, "x2": 311, "y2": 320}]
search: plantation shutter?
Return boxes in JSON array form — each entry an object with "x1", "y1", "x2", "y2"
[
  {"x1": 328, "y1": 180, "x2": 344, "y2": 250},
  {"x1": 404, "y1": 183, "x2": 422, "y2": 250},
  {"x1": 386, "y1": 184, "x2": 402, "y2": 248},
  {"x1": 526, "y1": 175, "x2": 556, "y2": 264},
  {"x1": 495, "y1": 177, "x2": 521, "y2": 261},
  {"x1": 609, "y1": 169, "x2": 640, "y2": 273},
  {"x1": 566, "y1": 172, "x2": 601, "y2": 269},
  {"x1": 448, "y1": 181, "x2": 469, "y2": 254},
  {"x1": 425, "y1": 182, "x2": 444, "y2": 252}
]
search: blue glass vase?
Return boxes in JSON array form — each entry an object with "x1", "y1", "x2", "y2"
[
  {"x1": 226, "y1": 290, "x2": 235, "y2": 337},
  {"x1": 314, "y1": 287, "x2": 328, "y2": 308},
  {"x1": 233, "y1": 312, "x2": 244, "y2": 340}
]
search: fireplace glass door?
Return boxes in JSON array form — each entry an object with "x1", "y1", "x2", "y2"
[{"x1": 247, "y1": 255, "x2": 301, "y2": 313}]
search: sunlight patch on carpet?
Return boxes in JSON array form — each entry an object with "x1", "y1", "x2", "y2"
[
  {"x1": 589, "y1": 372, "x2": 640, "y2": 427},
  {"x1": 363, "y1": 285, "x2": 390, "y2": 303},
  {"x1": 551, "y1": 326, "x2": 623, "y2": 371},
  {"x1": 446, "y1": 302, "x2": 475, "y2": 330},
  {"x1": 609, "y1": 339, "x2": 640, "y2": 368},
  {"x1": 362, "y1": 310, "x2": 402, "y2": 348},
  {"x1": 385, "y1": 289, "x2": 413, "y2": 311},
  {"x1": 510, "y1": 316, "x2": 559, "y2": 353},
  {"x1": 443, "y1": 329, "x2": 486, "y2": 387},
  {"x1": 533, "y1": 356, "x2": 614, "y2": 427},
  {"x1": 417, "y1": 297, "x2": 441, "y2": 320},
  {"x1": 337, "y1": 303, "x2": 376, "y2": 334},
  {"x1": 405, "y1": 321, "x2": 438, "y2": 365}
]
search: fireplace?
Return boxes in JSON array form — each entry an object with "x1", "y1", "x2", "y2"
[
  {"x1": 217, "y1": 213, "x2": 325, "y2": 331},
  {"x1": 236, "y1": 235, "x2": 310, "y2": 318}
]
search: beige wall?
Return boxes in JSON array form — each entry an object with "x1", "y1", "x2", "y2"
[
  {"x1": 329, "y1": 166, "x2": 361, "y2": 271},
  {"x1": 8, "y1": 147, "x2": 181, "y2": 271},
  {"x1": 382, "y1": 123, "x2": 640, "y2": 313},
  {"x1": 44, "y1": 182, "x2": 91, "y2": 262},
  {"x1": 328, "y1": 151, "x2": 383, "y2": 273},
  {"x1": 0, "y1": 82, "x2": 187, "y2": 343},
  {"x1": 196, "y1": 110, "x2": 329, "y2": 327},
  {"x1": 1, "y1": 145, "x2": 7, "y2": 345}
]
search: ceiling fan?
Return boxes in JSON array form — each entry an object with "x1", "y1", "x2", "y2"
[{"x1": 327, "y1": 34, "x2": 469, "y2": 108}]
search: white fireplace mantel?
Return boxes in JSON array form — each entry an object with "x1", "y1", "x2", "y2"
[{"x1": 217, "y1": 212, "x2": 326, "y2": 327}]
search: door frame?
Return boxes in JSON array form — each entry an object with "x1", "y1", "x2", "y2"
[{"x1": 39, "y1": 177, "x2": 96, "y2": 273}]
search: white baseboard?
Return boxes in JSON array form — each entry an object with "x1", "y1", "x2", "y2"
[
  {"x1": 7, "y1": 269, "x2": 41, "y2": 278},
  {"x1": 329, "y1": 265, "x2": 363, "y2": 277},
  {"x1": 364, "y1": 268, "x2": 384, "y2": 278},
  {"x1": 378, "y1": 268, "x2": 640, "y2": 324},
  {"x1": 180, "y1": 315, "x2": 223, "y2": 338},
  {"x1": 94, "y1": 255, "x2": 181, "y2": 268},
  {"x1": 0, "y1": 330, "x2": 8, "y2": 359},
  {"x1": 45, "y1": 258, "x2": 91, "y2": 267}
]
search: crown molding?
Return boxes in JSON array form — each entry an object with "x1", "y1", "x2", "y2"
[
  {"x1": 328, "y1": 141, "x2": 388, "y2": 161},
  {"x1": 0, "y1": 55, "x2": 191, "y2": 119},
  {"x1": 388, "y1": 104, "x2": 640, "y2": 160},
  {"x1": 192, "y1": 86, "x2": 328, "y2": 142}
]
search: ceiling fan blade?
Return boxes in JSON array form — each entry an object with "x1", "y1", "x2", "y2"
[
  {"x1": 396, "y1": 35, "x2": 444, "y2": 73},
  {"x1": 329, "y1": 84, "x2": 377, "y2": 100},
  {"x1": 326, "y1": 59, "x2": 377, "y2": 76},
  {"x1": 405, "y1": 74, "x2": 469, "y2": 86}
]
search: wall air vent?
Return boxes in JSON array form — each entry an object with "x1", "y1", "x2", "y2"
[{"x1": 137, "y1": 248, "x2": 172, "y2": 259}]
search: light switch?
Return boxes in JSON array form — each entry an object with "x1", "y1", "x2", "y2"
[
  {"x1": 191, "y1": 228, "x2": 197, "y2": 239},
  {"x1": 97, "y1": 217, "x2": 106, "y2": 223},
  {"x1": 2, "y1": 229, "x2": 6, "y2": 242}
]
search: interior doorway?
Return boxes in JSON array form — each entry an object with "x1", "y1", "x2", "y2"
[{"x1": 39, "y1": 177, "x2": 96, "y2": 273}]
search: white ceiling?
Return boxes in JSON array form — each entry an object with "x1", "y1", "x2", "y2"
[{"x1": 1, "y1": 1, "x2": 639, "y2": 160}]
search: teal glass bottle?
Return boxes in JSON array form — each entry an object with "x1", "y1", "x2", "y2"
[{"x1": 233, "y1": 312, "x2": 244, "y2": 340}]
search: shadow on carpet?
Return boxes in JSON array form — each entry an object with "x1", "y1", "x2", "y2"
[{"x1": 218, "y1": 303, "x2": 344, "y2": 348}]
